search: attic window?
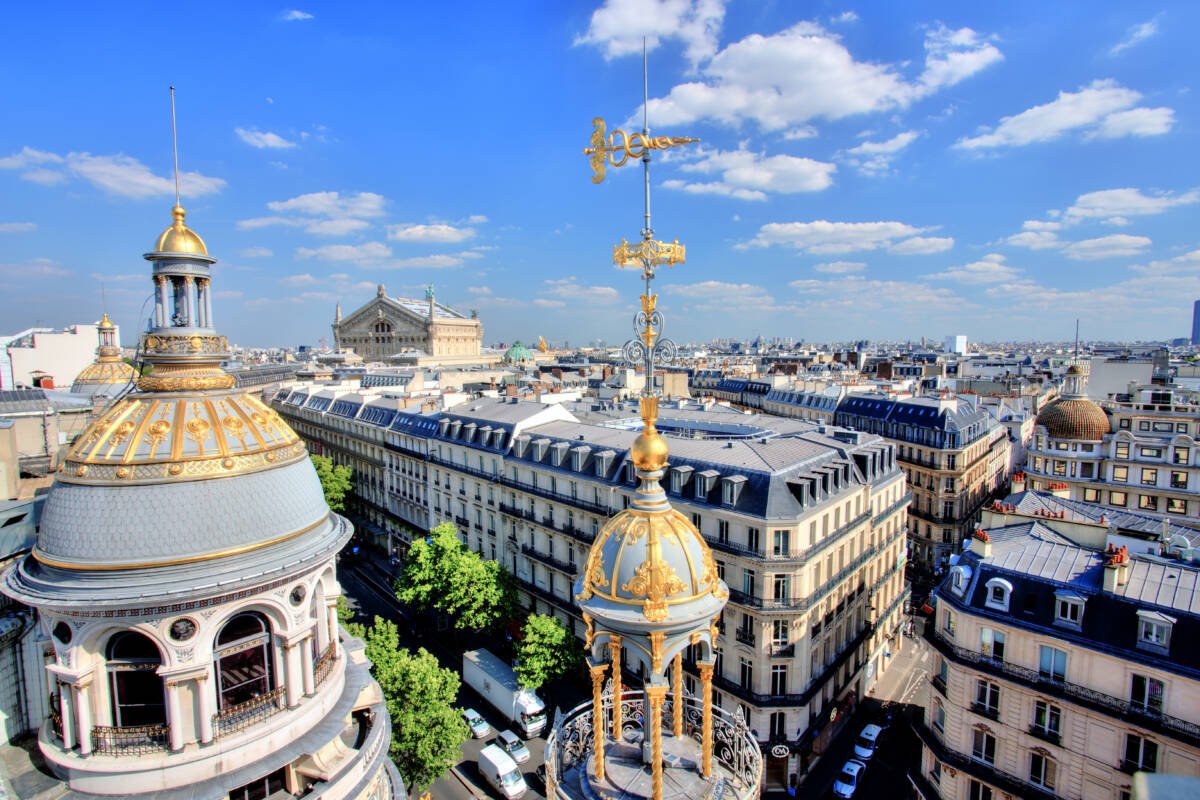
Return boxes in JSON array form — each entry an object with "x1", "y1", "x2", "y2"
[
  {"x1": 984, "y1": 577, "x2": 1013, "y2": 612},
  {"x1": 531, "y1": 438, "x2": 549, "y2": 461},
  {"x1": 1054, "y1": 590, "x2": 1085, "y2": 629},
  {"x1": 571, "y1": 446, "x2": 590, "y2": 472},
  {"x1": 721, "y1": 475, "x2": 747, "y2": 506},
  {"x1": 670, "y1": 465, "x2": 694, "y2": 494},
  {"x1": 550, "y1": 441, "x2": 569, "y2": 467},
  {"x1": 1136, "y1": 610, "x2": 1175, "y2": 652},
  {"x1": 950, "y1": 564, "x2": 973, "y2": 596},
  {"x1": 695, "y1": 470, "x2": 719, "y2": 500}
]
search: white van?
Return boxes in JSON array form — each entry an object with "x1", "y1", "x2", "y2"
[{"x1": 479, "y1": 743, "x2": 528, "y2": 800}]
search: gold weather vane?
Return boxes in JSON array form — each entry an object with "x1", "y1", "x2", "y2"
[
  {"x1": 170, "y1": 85, "x2": 181, "y2": 208},
  {"x1": 583, "y1": 119, "x2": 699, "y2": 184}
]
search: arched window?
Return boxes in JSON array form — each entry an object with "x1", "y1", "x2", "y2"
[
  {"x1": 106, "y1": 631, "x2": 166, "y2": 727},
  {"x1": 214, "y1": 612, "x2": 275, "y2": 709},
  {"x1": 985, "y1": 577, "x2": 1013, "y2": 611}
]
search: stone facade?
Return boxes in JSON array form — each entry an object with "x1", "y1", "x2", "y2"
[{"x1": 333, "y1": 286, "x2": 482, "y2": 361}]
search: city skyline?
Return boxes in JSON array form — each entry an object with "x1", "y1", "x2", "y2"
[{"x1": 1, "y1": 1, "x2": 1198, "y2": 346}]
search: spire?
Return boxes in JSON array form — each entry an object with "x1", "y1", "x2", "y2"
[{"x1": 334, "y1": 302, "x2": 342, "y2": 323}]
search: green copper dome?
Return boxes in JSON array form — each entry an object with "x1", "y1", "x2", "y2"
[{"x1": 503, "y1": 341, "x2": 533, "y2": 364}]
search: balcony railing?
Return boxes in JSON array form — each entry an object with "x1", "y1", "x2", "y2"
[
  {"x1": 48, "y1": 694, "x2": 62, "y2": 742},
  {"x1": 735, "y1": 628, "x2": 756, "y2": 647},
  {"x1": 912, "y1": 717, "x2": 1057, "y2": 800},
  {"x1": 91, "y1": 723, "x2": 170, "y2": 756},
  {"x1": 969, "y1": 701, "x2": 1000, "y2": 721},
  {"x1": 522, "y1": 544, "x2": 576, "y2": 575},
  {"x1": 212, "y1": 687, "x2": 286, "y2": 740},
  {"x1": 314, "y1": 644, "x2": 337, "y2": 689},
  {"x1": 1120, "y1": 758, "x2": 1155, "y2": 775},
  {"x1": 930, "y1": 674, "x2": 947, "y2": 697},
  {"x1": 1028, "y1": 724, "x2": 1062, "y2": 747},
  {"x1": 873, "y1": 492, "x2": 913, "y2": 525},
  {"x1": 769, "y1": 642, "x2": 795, "y2": 658},
  {"x1": 926, "y1": 625, "x2": 1200, "y2": 748}
]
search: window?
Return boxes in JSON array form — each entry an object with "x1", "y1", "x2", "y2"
[
  {"x1": 971, "y1": 728, "x2": 996, "y2": 764},
  {"x1": 1173, "y1": 447, "x2": 1189, "y2": 465},
  {"x1": 739, "y1": 658, "x2": 753, "y2": 690},
  {"x1": 1033, "y1": 700, "x2": 1062, "y2": 739},
  {"x1": 1110, "y1": 491, "x2": 1128, "y2": 507},
  {"x1": 1140, "y1": 447, "x2": 1162, "y2": 459},
  {"x1": 1116, "y1": 442, "x2": 1130, "y2": 459},
  {"x1": 1167, "y1": 498, "x2": 1187, "y2": 514},
  {"x1": 742, "y1": 569, "x2": 756, "y2": 597},
  {"x1": 1139, "y1": 495, "x2": 1159, "y2": 512},
  {"x1": 1083, "y1": 487, "x2": 1101, "y2": 502},
  {"x1": 215, "y1": 612, "x2": 275, "y2": 709},
  {"x1": 980, "y1": 628, "x2": 1006, "y2": 661},
  {"x1": 1055, "y1": 594, "x2": 1084, "y2": 627},
  {"x1": 770, "y1": 664, "x2": 787, "y2": 695},
  {"x1": 769, "y1": 711, "x2": 786, "y2": 739},
  {"x1": 772, "y1": 529, "x2": 790, "y2": 557},
  {"x1": 1113, "y1": 465, "x2": 1129, "y2": 483},
  {"x1": 1030, "y1": 753, "x2": 1057, "y2": 791},
  {"x1": 772, "y1": 574, "x2": 790, "y2": 601},
  {"x1": 718, "y1": 519, "x2": 729, "y2": 544},
  {"x1": 1170, "y1": 471, "x2": 1188, "y2": 490},
  {"x1": 932, "y1": 700, "x2": 945, "y2": 732},
  {"x1": 1124, "y1": 734, "x2": 1158, "y2": 772},
  {"x1": 985, "y1": 578, "x2": 1012, "y2": 611},
  {"x1": 1119, "y1": 419, "x2": 1131, "y2": 430},
  {"x1": 1039, "y1": 645, "x2": 1067, "y2": 682},
  {"x1": 106, "y1": 632, "x2": 166, "y2": 727},
  {"x1": 1138, "y1": 421, "x2": 1150, "y2": 431},
  {"x1": 968, "y1": 779, "x2": 992, "y2": 800},
  {"x1": 974, "y1": 680, "x2": 1000, "y2": 718},
  {"x1": 746, "y1": 526, "x2": 760, "y2": 553},
  {"x1": 1141, "y1": 468, "x2": 1158, "y2": 485},
  {"x1": 1137, "y1": 611, "x2": 1174, "y2": 651},
  {"x1": 771, "y1": 619, "x2": 789, "y2": 646},
  {"x1": 943, "y1": 609, "x2": 956, "y2": 636},
  {"x1": 1130, "y1": 674, "x2": 1164, "y2": 715}
]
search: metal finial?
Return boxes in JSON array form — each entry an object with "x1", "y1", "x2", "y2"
[
  {"x1": 641, "y1": 38, "x2": 653, "y2": 242},
  {"x1": 169, "y1": 86, "x2": 181, "y2": 209}
]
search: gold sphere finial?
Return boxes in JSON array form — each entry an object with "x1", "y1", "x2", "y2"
[
  {"x1": 172, "y1": 204, "x2": 186, "y2": 224},
  {"x1": 98, "y1": 311, "x2": 114, "y2": 329},
  {"x1": 631, "y1": 425, "x2": 669, "y2": 472},
  {"x1": 154, "y1": 203, "x2": 208, "y2": 255}
]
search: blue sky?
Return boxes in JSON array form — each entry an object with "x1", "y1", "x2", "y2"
[{"x1": 1, "y1": 1, "x2": 1197, "y2": 347}]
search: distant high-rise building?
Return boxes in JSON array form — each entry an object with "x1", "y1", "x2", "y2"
[
  {"x1": 1192, "y1": 299, "x2": 1200, "y2": 345},
  {"x1": 944, "y1": 334, "x2": 968, "y2": 355}
]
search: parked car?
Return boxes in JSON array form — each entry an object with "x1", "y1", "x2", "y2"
[
  {"x1": 479, "y1": 744, "x2": 527, "y2": 800},
  {"x1": 832, "y1": 759, "x2": 867, "y2": 798},
  {"x1": 496, "y1": 729, "x2": 531, "y2": 764},
  {"x1": 853, "y1": 724, "x2": 883, "y2": 761},
  {"x1": 462, "y1": 708, "x2": 491, "y2": 739}
]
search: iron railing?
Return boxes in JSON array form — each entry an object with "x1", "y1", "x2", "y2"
[
  {"x1": 315, "y1": 644, "x2": 337, "y2": 688},
  {"x1": 48, "y1": 694, "x2": 63, "y2": 742},
  {"x1": 912, "y1": 717, "x2": 1058, "y2": 800},
  {"x1": 522, "y1": 544, "x2": 577, "y2": 575},
  {"x1": 91, "y1": 723, "x2": 170, "y2": 756},
  {"x1": 212, "y1": 687, "x2": 286, "y2": 740}
]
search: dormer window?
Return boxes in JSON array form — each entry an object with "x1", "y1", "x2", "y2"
[
  {"x1": 949, "y1": 565, "x2": 973, "y2": 596},
  {"x1": 721, "y1": 475, "x2": 747, "y2": 507},
  {"x1": 1054, "y1": 590, "x2": 1084, "y2": 629},
  {"x1": 984, "y1": 577, "x2": 1013, "y2": 612},
  {"x1": 1137, "y1": 610, "x2": 1175, "y2": 652}
]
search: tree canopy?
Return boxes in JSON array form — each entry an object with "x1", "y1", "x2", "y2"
[
  {"x1": 514, "y1": 613, "x2": 581, "y2": 690},
  {"x1": 396, "y1": 521, "x2": 515, "y2": 631},
  {"x1": 311, "y1": 454, "x2": 353, "y2": 512},
  {"x1": 361, "y1": 616, "x2": 469, "y2": 791}
]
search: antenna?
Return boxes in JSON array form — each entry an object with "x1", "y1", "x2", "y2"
[
  {"x1": 169, "y1": 85, "x2": 181, "y2": 208},
  {"x1": 1074, "y1": 319, "x2": 1079, "y2": 365}
]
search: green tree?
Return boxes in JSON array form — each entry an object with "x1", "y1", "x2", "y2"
[
  {"x1": 311, "y1": 454, "x2": 353, "y2": 512},
  {"x1": 360, "y1": 617, "x2": 469, "y2": 791},
  {"x1": 335, "y1": 594, "x2": 365, "y2": 639},
  {"x1": 396, "y1": 521, "x2": 513, "y2": 632},
  {"x1": 514, "y1": 613, "x2": 581, "y2": 690},
  {"x1": 396, "y1": 522, "x2": 461, "y2": 608}
]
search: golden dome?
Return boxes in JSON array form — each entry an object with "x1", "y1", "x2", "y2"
[
  {"x1": 71, "y1": 360, "x2": 137, "y2": 393},
  {"x1": 154, "y1": 204, "x2": 208, "y2": 255},
  {"x1": 1036, "y1": 397, "x2": 1110, "y2": 441},
  {"x1": 1066, "y1": 364, "x2": 1084, "y2": 376},
  {"x1": 630, "y1": 424, "x2": 669, "y2": 472},
  {"x1": 98, "y1": 311, "x2": 115, "y2": 330},
  {"x1": 58, "y1": 389, "x2": 305, "y2": 485}
]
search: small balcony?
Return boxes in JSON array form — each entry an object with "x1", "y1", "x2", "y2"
[
  {"x1": 735, "y1": 628, "x2": 756, "y2": 647},
  {"x1": 930, "y1": 674, "x2": 947, "y2": 697},
  {"x1": 91, "y1": 723, "x2": 170, "y2": 757},
  {"x1": 212, "y1": 687, "x2": 287, "y2": 740},
  {"x1": 970, "y1": 701, "x2": 1000, "y2": 721},
  {"x1": 1028, "y1": 724, "x2": 1061, "y2": 747},
  {"x1": 769, "y1": 642, "x2": 795, "y2": 658}
]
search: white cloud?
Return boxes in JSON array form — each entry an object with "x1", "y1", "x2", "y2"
[
  {"x1": 282, "y1": 9, "x2": 313, "y2": 21},
  {"x1": 781, "y1": 125, "x2": 818, "y2": 141},
  {"x1": 927, "y1": 253, "x2": 1021, "y2": 284},
  {"x1": 543, "y1": 278, "x2": 621, "y2": 304},
  {"x1": 533, "y1": 299, "x2": 567, "y2": 309},
  {"x1": 0, "y1": 147, "x2": 225, "y2": 198},
  {"x1": 296, "y1": 242, "x2": 393, "y2": 263},
  {"x1": 1021, "y1": 219, "x2": 1061, "y2": 231},
  {"x1": 1130, "y1": 249, "x2": 1200, "y2": 276},
  {"x1": 304, "y1": 218, "x2": 371, "y2": 235},
  {"x1": 663, "y1": 146, "x2": 836, "y2": 200},
  {"x1": 1006, "y1": 230, "x2": 1062, "y2": 250},
  {"x1": 235, "y1": 128, "x2": 297, "y2": 149},
  {"x1": 381, "y1": 255, "x2": 466, "y2": 269},
  {"x1": 0, "y1": 258, "x2": 71, "y2": 278},
  {"x1": 240, "y1": 191, "x2": 385, "y2": 236},
  {"x1": 0, "y1": 222, "x2": 36, "y2": 233},
  {"x1": 665, "y1": 280, "x2": 781, "y2": 312},
  {"x1": 788, "y1": 275, "x2": 965, "y2": 313},
  {"x1": 1064, "y1": 187, "x2": 1199, "y2": 222},
  {"x1": 215, "y1": 290, "x2": 244, "y2": 300},
  {"x1": 743, "y1": 219, "x2": 941, "y2": 254},
  {"x1": 638, "y1": 21, "x2": 1000, "y2": 132},
  {"x1": 387, "y1": 223, "x2": 476, "y2": 243},
  {"x1": 887, "y1": 236, "x2": 954, "y2": 255},
  {"x1": 955, "y1": 79, "x2": 1174, "y2": 150},
  {"x1": 1110, "y1": 15, "x2": 1161, "y2": 56},
  {"x1": 843, "y1": 130, "x2": 919, "y2": 175},
  {"x1": 576, "y1": 0, "x2": 726, "y2": 68},
  {"x1": 831, "y1": 11, "x2": 858, "y2": 24},
  {"x1": 239, "y1": 246, "x2": 273, "y2": 258},
  {"x1": 280, "y1": 273, "x2": 320, "y2": 286},
  {"x1": 1062, "y1": 234, "x2": 1152, "y2": 260},
  {"x1": 1101, "y1": 216, "x2": 1130, "y2": 226},
  {"x1": 465, "y1": 214, "x2": 489, "y2": 224},
  {"x1": 814, "y1": 261, "x2": 865, "y2": 273}
]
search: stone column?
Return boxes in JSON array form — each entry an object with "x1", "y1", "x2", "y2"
[
  {"x1": 165, "y1": 680, "x2": 184, "y2": 752},
  {"x1": 195, "y1": 279, "x2": 206, "y2": 327},
  {"x1": 59, "y1": 684, "x2": 75, "y2": 750},
  {"x1": 155, "y1": 275, "x2": 169, "y2": 327},
  {"x1": 326, "y1": 602, "x2": 341, "y2": 659},
  {"x1": 74, "y1": 682, "x2": 92, "y2": 755},
  {"x1": 646, "y1": 683, "x2": 667, "y2": 800},
  {"x1": 284, "y1": 640, "x2": 302, "y2": 708},
  {"x1": 699, "y1": 662, "x2": 714, "y2": 778},
  {"x1": 183, "y1": 275, "x2": 196, "y2": 326},
  {"x1": 672, "y1": 653, "x2": 684, "y2": 738},
  {"x1": 609, "y1": 635, "x2": 622, "y2": 739},
  {"x1": 589, "y1": 661, "x2": 608, "y2": 782},
  {"x1": 197, "y1": 668, "x2": 214, "y2": 744},
  {"x1": 301, "y1": 635, "x2": 316, "y2": 696},
  {"x1": 201, "y1": 278, "x2": 214, "y2": 328}
]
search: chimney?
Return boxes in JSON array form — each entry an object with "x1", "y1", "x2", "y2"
[
  {"x1": 1011, "y1": 471, "x2": 1026, "y2": 493},
  {"x1": 1049, "y1": 481, "x2": 1070, "y2": 499},
  {"x1": 970, "y1": 529, "x2": 992, "y2": 557},
  {"x1": 1103, "y1": 560, "x2": 1119, "y2": 592}
]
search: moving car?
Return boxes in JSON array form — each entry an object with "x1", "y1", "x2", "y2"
[
  {"x1": 496, "y1": 729, "x2": 531, "y2": 764},
  {"x1": 462, "y1": 708, "x2": 491, "y2": 739},
  {"x1": 853, "y1": 724, "x2": 883, "y2": 761},
  {"x1": 479, "y1": 744, "x2": 528, "y2": 800},
  {"x1": 832, "y1": 759, "x2": 867, "y2": 798}
]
